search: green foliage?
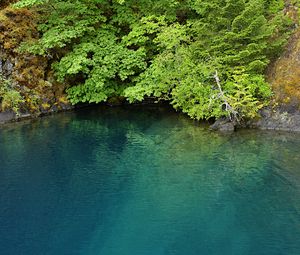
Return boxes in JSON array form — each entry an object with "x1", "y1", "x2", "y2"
[
  {"x1": 13, "y1": 0, "x2": 47, "y2": 8},
  {"x1": 0, "y1": 75, "x2": 24, "y2": 114},
  {"x1": 14, "y1": 0, "x2": 292, "y2": 121},
  {"x1": 223, "y1": 71, "x2": 272, "y2": 119},
  {"x1": 55, "y1": 29, "x2": 146, "y2": 104}
]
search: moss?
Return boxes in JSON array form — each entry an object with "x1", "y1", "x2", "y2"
[
  {"x1": 0, "y1": 8, "x2": 38, "y2": 51},
  {"x1": 0, "y1": 6, "x2": 70, "y2": 113},
  {"x1": 58, "y1": 96, "x2": 69, "y2": 105},
  {"x1": 267, "y1": 1, "x2": 300, "y2": 109},
  {"x1": 267, "y1": 27, "x2": 300, "y2": 109}
]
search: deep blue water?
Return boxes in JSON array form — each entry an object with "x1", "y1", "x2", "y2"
[{"x1": 0, "y1": 105, "x2": 300, "y2": 255}]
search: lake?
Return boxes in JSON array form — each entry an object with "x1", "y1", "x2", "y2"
[{"x1": 0, "y1": 105, "x2": 300, "y2": 255}]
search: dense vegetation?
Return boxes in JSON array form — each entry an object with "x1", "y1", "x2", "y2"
[{"x1": 13, "y1": 0, "x2": 294, "y2": 121}]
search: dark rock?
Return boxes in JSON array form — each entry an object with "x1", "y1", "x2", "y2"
[
  {"x1": 0, "y1": 58, "x2": 14, "y2": 77},
  {"x1": 250, "y1": 109, "x2": 300, "y2": 132},
  {"x1": 3, "y1": 59, "x2": 13, "y2": 75},
  {"x1": 107, "y1": 96, "x2": 126, "y2": 106},
  {"x1": 50, "y1": 105, "x2": 59, "y2": 112},
  {"x1": 59, "y1": 103, "x2": 74, "y2": 111},
  {"x1": 40, "y1": 107, "x2": 50, "y2": 115},
  {"x1": 0, "y1": 111, "x2": 16, "y2": 124},
  {"x1": 210, "y1": 118, "x2": 235, "y2": 132}
]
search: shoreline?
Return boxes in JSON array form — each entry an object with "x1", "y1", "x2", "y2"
[{"x1": 1, "y1": 104, "x2": 300, "y2": 133}]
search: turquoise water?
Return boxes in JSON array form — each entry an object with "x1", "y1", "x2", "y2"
[{"x1": 0, "y1": 105, "x2": 300, "y2": 255}]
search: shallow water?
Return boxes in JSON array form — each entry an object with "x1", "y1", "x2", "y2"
[{"x1": 0, "y1": 105, "x2": 300, "y2": 255}]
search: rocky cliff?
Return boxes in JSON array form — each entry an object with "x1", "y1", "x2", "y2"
[
  {"x1": 267, "y1": 2, "x2": 300, "y2": 111},
  {"x1": 0, "y1": 3, "x2": 71, "y2": 123},
  {"x1": 252, "y1": 2, "x2": 300, "y2": 132}
]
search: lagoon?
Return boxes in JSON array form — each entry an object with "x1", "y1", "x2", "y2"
[{"x1": 0, "y1": 106, "x2": 300, "y2": 255}]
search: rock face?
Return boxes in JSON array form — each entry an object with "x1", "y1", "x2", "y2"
[
  {"x1": 267, "y1": 2, "x2": 300, "y2": 111},
  {"x1": 210, "y1": 110, "x2": 300, "y2": 133},
  {"x1": 250, "y1": 109, "x2": 300, "y2": 132},
  {"x1": 0, "y1": 6, "x2": 71, "y2": 119},
  {"x1": 267, "y1": 28, "x2": 300, "y2": 110},
  {"x1": 0, "y1": 111, "x2": 15, "y2": 124},
  {"x1": 257, "y1": 2, "x2": 300, "y2": 132}
]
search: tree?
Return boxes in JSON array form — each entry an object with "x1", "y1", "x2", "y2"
[{"x1": 13, "y1": 0, "x2": 292, "y2": 120}]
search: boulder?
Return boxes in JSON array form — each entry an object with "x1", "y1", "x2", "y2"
[{"x1": 210, "y1": 118, "x2": 235, "y2": 132}]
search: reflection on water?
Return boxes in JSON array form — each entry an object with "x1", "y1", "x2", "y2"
[{"x1": 0, "y1": 105, "x2": 300, "y2": 255}]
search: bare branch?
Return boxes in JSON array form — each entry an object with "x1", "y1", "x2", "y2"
[{"x1": 213, "y1": 70, "x2": 239, "y2": 122}]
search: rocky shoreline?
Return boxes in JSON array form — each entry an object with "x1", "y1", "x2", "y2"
[
  {"x1": 1, "y1": 105, "x2": 300, "y2": 133},
  {"x1": 0, "y1": 104, "x2": 74, "y2": 125},
  {"x1": 250, "y1": 109, "x2": 300, "y2": 132},
  {"x1": 210, "y1": 108, "x2": 300, "y2": 132},
  {"x1": 1, "y1": 3, "x2": 300, "y2": 133}
]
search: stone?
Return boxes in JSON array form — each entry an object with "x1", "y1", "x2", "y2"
[
  {"x1": 210, "y1": 118, "x2": 235, "y2": 132},
  {"x1": 251, "y1": 109, "x2": 300, "y2": 132},
  {"x1": 3, "y1": 59, "x2": 13, "y2": 76},
  {"x1": 0, "y1": 111, "x2": 16, "y2": 124}
]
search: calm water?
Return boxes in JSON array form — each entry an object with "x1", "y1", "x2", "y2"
[{"x1": 0, "y1": 106, "x2": 300, "y2": 255}]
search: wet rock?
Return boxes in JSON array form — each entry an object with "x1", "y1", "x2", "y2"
[
  {"x1": 250, "y1": 109, "x2": 300, "y2": 132},
  {"x1": 59, "y1": 102, "x2": 73, "y2": 111},
  {"x1": 0, "y1": 111, "x2": 15, "y2": 123},
  {"x1": 50, "y1": 105, "x2": 59, "y2": 112},
  {"x1": 210, "y1": 118, "x2": 235, "y2": 132}
]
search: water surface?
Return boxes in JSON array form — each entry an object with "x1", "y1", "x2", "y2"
[{"x1": 0, "y1": 106, "x2": 300, "y2": 255}]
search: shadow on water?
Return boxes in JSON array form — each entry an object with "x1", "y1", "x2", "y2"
[{"x1": 0, "y1": 105, "x2": 300, "y2": 255}]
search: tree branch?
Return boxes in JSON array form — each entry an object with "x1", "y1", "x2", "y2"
[{"x1": 213, "y1": 70, "x2": 239, "y2": 122}]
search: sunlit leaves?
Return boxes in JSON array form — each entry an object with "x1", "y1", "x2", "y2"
[
  {"x1": 56, "y1": 29, "x2": 146, "y2": 104},
  {"x1": 13, "y1": 0, "x2": 48, "y2": 8},
  {"x1": 13, "y1": 0, "x2": 292, "y2": 120}
]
